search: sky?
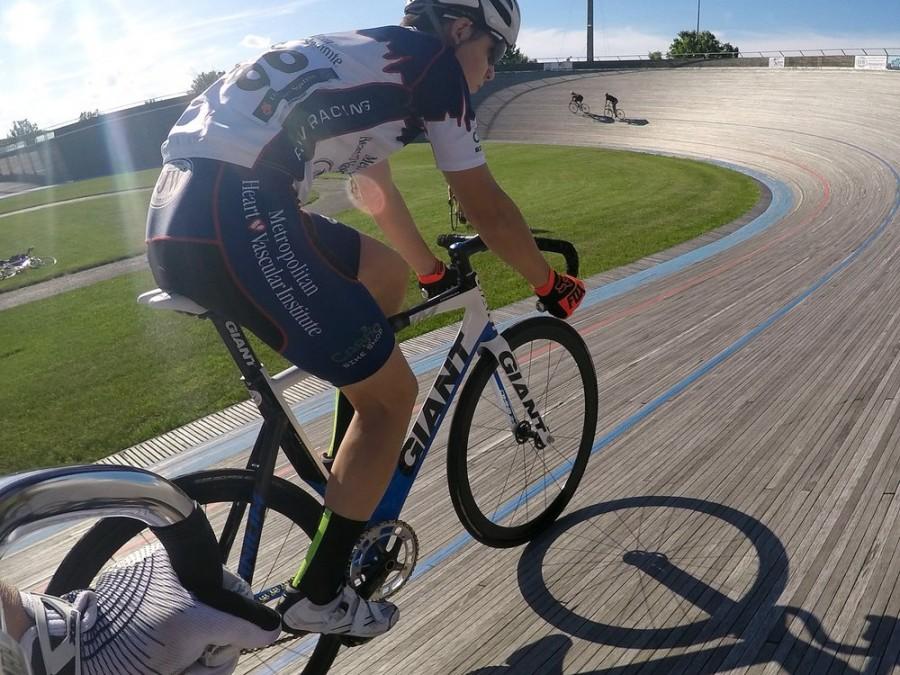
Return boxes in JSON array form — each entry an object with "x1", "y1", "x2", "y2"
[{"x1": 1, "y1": 0, "x2": 899, "y2": 136}]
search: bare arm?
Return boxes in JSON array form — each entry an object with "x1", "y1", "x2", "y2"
[
  {"x1": 352, "y1": 160, "x2": 439, "y2": 277},
  {"x1": 443, "y1": 163, "x2": 551, "y2": 288}
]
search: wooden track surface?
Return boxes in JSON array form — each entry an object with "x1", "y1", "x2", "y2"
[{"x1": 4, "y1": 67, "x2": 900, "y2": 674}]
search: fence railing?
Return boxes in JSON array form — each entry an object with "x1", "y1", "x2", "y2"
[{"x1": 534, "y1": 47, "x2": 900, "y2": 63}]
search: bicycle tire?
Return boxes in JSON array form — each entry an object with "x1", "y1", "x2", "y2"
[
  {"x1": 568, "y1": 101, "x2": 579, "y2": 114},
  {"x1": 616, "y1": 109, "x2": 625, "y2": 120},
  {"x1": 581, "y1": 103, "x2": 590, "y2": 115},
  {"x1": 447, "y1": 317, "x2": 598, "y2": 548},
  {"x1": 47, "y1": 469, "x2": 341, "y2": 674},
  {"x1": 29, "y1": 256, "x2": 56, "y2": 268}
]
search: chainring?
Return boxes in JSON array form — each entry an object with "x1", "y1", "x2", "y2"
[{"x1": 347, "y1": 519, "x2": 419, "y2": 601}]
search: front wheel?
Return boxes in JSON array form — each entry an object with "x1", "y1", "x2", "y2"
[
  {"x1": 568, "y1": 101, "x2": 579, "y2": 114},
  {"x1": 447, "y1": 317, "x2": 598, "y2": 547},
  {"x1": 47, "y1": 469, "x2": 342, "y2": 674}
]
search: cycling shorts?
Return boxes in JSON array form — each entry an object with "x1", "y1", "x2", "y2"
[{"x1": 146, "y1": 158, "x2": 395, "y2": 387}]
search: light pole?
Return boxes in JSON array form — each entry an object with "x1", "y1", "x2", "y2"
[
  {"x1": 696, "y1": 0, "x2": 700, "y2": 35},
  {"x1": 587, "y1": 0, "x2": 594, "y2": 63}
]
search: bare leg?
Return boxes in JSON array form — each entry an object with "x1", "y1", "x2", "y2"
[{"x1": 324, "y1": 234, "x2": 415, "y2": 520}]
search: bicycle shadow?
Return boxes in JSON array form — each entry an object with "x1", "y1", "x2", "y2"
[
  {"x1": 489, "y1": 496, "x2": 900, "y2": 674},
  {"x1": 583, "y1": 113, "x2": 649, "y2": 126},
  {"x1": 465, "y1": 634, "x2": 573, "y2": 674}
]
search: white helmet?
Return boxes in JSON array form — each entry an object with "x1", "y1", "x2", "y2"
[{"x1": 405, "y1": 0, "x2": 521, "y2": 48}]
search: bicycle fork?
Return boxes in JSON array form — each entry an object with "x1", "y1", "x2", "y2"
[{"x1": 480, "y1": 334, "x2": 554, "y2": 450}]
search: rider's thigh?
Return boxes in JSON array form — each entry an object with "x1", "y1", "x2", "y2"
[
  {"x1": 341, "y1": 344, "x2": 417, "y2": 421},
  {"x1": 358, "y1": 235, "x2": 408, "y2": 316}
]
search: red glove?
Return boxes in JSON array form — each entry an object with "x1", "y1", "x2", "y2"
[
  {"x1": 534, "y1": 269, "x2": 586, "y2": 318},
  {"x1": 418, "y1": 260, "x2": 459, "y2": 299}
]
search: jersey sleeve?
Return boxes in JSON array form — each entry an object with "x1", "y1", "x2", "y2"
[{"x1": 415, "y1": 49, "x2": 486, "y2": 173}]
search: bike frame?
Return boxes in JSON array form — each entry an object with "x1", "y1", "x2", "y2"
[{"x1": 209, "y1": 274, "x2": 549, "y2": 584}]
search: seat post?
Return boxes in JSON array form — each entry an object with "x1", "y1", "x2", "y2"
[{"x1": 209, "y1": 315, "x2": 268, "y2": 388}]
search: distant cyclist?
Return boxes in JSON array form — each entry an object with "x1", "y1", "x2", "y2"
[
  {"x1": 146, "y1": 0, "x2": 586, "y2": 641},
  {"x1": 570, "y1": 91, "x2": 584, "y2": 105},
  {"x1": 0, "y1": 548, "x2": 279, "y2": 675},
  {"x1": 605, "y1": 92, "x2": 619, "y2": 117}
]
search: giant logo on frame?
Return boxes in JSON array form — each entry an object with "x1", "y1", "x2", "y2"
[{"x1": 149, "y1": 159, "x2": 193, "y2": 209}]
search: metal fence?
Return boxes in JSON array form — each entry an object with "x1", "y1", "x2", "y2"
[{"x1": 534, "y1": 47, "x2": 900, "y2": 63}]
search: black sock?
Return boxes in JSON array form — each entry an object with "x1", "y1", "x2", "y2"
[{"x1": 291, "y1": 508, "x2": 367, "y2": 604}]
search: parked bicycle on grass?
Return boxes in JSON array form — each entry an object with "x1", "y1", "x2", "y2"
[{"x1": 0, "y1": 248, "x2": 56, "y2": 281}]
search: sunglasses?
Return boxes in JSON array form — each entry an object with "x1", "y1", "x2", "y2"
[{"x1": 489, "y1": 38, "x2": 508, "y2": 66}]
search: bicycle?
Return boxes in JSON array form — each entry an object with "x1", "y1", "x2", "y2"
[
  {"x1": 568, "y1": 98, "x2": 590, "y2": 116},
  {"x1": 447, "y1": 186, "x2": 470, "y2": 231},
  {"x1": 604, "y1": 100, "x2": 625, "y2": 120},
  {"x1": 0, "y1": 247, "x2": 57, "y2": 280},
  {"x1": 45, "y1": 233, "x2": 599, "y2": 673}
]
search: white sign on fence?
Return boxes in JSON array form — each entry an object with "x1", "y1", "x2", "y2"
[
  {"x1": 544, "y1": 61, "x2": 573, "y2": 71},
  {"x1": 769, "y1": 57, "x2": 785, "y2": 68},
  {"x1": 855, "y1": 55, "x2": 888, "y2": 70},
  {"x1": 888, "y1": 56, "x2": 900, "y2": 71}
]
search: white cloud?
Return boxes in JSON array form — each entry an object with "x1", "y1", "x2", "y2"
[
  {"x1": 1, "y1": 1, "x2": 51, "y2": 48},
  {"x1": 519, "y1": 26, "x2": 673, "y2": 61},
  {"x1": 241, "y1": 34, "x2": 272, "y2": 50}
]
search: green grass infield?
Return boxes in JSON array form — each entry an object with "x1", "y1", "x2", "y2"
[{"x1": 0, "y1": 143, "x2": 759, "y2": 471}]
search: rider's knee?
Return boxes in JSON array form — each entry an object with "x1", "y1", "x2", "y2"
[{"x1": 351, "y1": 357, "x2": 417, "y2": 422}]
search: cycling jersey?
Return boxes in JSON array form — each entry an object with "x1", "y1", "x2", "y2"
[{"x1": 162, "y1": 26, "x2": 485, "y2": 204}]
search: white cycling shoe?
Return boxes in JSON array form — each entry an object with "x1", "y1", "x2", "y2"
[{"x1": 278, "y1": 584, "x2": 398, "y2": 639}]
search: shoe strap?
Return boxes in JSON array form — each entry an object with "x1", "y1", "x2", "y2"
[{"x1": 21, "y1": 593, "x2": 82, "y2": 675}]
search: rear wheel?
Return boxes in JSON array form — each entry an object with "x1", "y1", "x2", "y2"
[
  {"x1": 447, "y1": 317, "x2": 598, "y2": 547},
  {"x1": 47, "y1": 469, "x2": 341, "y2": 674},
  {"x1": 29, "y1": 256, "x2": 56, "y2": 268}
]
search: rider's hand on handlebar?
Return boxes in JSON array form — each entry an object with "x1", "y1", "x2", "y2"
[
  {"x1": 534, "y1": 269, "x2": 586, "y2": 319},
  {"x1": 418, "y1": 259, "x2": 459, "y2": 299}
]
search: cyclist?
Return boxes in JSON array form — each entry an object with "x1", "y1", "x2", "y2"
[
  {"x1": 570, "y1": 91, "x2": 584, "y2": 106},
  {"x1": 605, "y1": 91, "x2": 619, "y2": 117},
  {"x1": 146, "y1": 0, "x2": 586, "y2": 640},
  {"x1": 0, "y1": 548, "x2": 280, "y2": 675}
]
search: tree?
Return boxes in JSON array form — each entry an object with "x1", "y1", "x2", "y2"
[
  {"x1": 648, "y1": 51, "x2": 663, "y2": 61},
  {"x1": 668, "y1": 31, "x2": 738, "y2": 58},
  {"x1": 497, "y1": 45, "x2": 531, "y2": 66},
  {"x1": 189, "y1": 70, "x2": 225, "y2": 96},
  {"x1": 8, "y1": 119, "x2": 41, "y2": 140},
  {"x1": 78, "y1": 109, "x2": 100, "y2": 122}
]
